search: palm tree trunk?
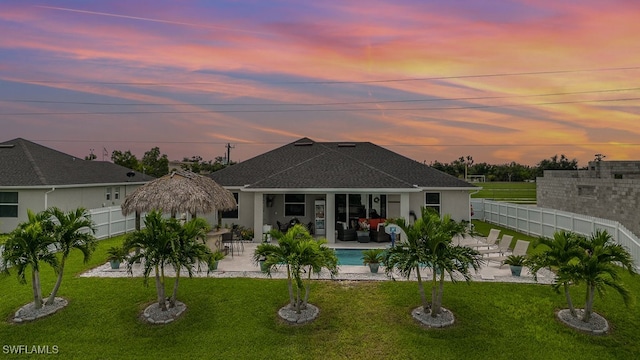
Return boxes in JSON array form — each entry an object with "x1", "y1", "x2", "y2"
[
  {"x1": 563, "y1": 282, "x2": 577, "y2": 317},
  {"x1": 432, "y1": 273, "x2": 445, "y2": 317},
  {"x1": 170, "y1": 268, "x2": 180, "y2": 308},
  {"x1": 295, "y1": 287, "x2": 302, "y2": 314},
  {"x1": 303, "y1": 266, "x2": 312, "y2": 307},
  {"x1": 286, "y1": 265, "x2": 295, "y2": 308},
  {"x1": 583, "y1": 283, "x2": 595, "y2": 322},
  {"x1": 415, "y1": 266, "x2": 429, "y2": 312},
  {"x1": 32, "y1": 268, "x2": 43, "y2": 310},
  {"x1": 46, "y1": 260, "x2": 66, "y2": 305},
  {"x1": 155, "y1": 265, "x2": 167, "y2": 311}
]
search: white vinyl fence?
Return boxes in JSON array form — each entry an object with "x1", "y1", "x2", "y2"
[
  {"x1": 471, "y1": 199, "x2": 640, "y2": 269},
  {"x1": 88, "y1": 206, "x2": 138, "y2": 240}
]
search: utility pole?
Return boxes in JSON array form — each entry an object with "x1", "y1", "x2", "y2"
[{"x1": 225, "y1": 143, "x2": 234, "y2": 165}]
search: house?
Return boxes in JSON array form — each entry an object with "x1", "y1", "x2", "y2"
[
  {"x1": 537, "y1": 160, "x2": 640, "y2": 237},
  {"x1": 0, "y1": 138, "x2": 154, "y2": 234},
  {"x1": 209, "y1": 138, "x2": 478, "y2": 243}
]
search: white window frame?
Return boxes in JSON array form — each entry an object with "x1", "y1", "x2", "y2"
[
  {"x1": 0, "y1": 191, "x2": 18, "y2": 218},
  {"x1": 284, "y1": 194, "x2": 306, "y2": 217},
  {"x1": 425, "y1": 192, "x2": 441, "y2": 214}
]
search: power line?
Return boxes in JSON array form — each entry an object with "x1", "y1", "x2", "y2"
[
  {"x1": 2, "y1": 97, "x2": 639, "y2": 115},
  {"x1": 3, "y1": 87, "x2": 639, "y2": 107},
  {"x1": 30, "y1": 139, "x2": 640, "y2": 147},
  {"x1": 10, "y1": 66, "x2": 640, "y2": 86}
]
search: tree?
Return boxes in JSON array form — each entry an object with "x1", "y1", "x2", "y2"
[
  {"x1": 1, "y1": 210, "x2": 58, "y2": 310},
  {"x1": 253, "y1": 224, "x2": 338, "y2": 314},
  {"x1": 125, "y1": 211, "x2": 177, "y2": 311},
  {"x1": 527, "y1": 231, "x2": 585, "y2": 317},
  {"x1": 535, "y1": 154, "x2": 578, "y2": 177},
  {"x1": 141, "y1": 147, "x2": 169, "y2": 177},
  {"x1": 111, "y1": 150, "x2": 139, "y2": 170},
  {"x1": 166, "y1": 217, "x2": 212, "y2": 308},
  {"x1": 45, "y1": 207, "x2": 97, "y2": 305},
  {"x1": 384, "y1": 208, "x2": 482, "y2": 317},
  {"x1": 568, "y1": 230, "x2": 636, "y2": 322},
  {"x1": 529, "y1": 229, "x2": 636, "y2": 323}
]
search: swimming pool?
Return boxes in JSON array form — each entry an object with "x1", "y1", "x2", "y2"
[{"x1": 334, "y1": 248, "x2": 383, "y2": 266}]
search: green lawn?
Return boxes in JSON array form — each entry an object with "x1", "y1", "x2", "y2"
[
  {"x1": 471, "y1": 181, "x2": 536, "y2": 203},
  {"x1": 1, "y1": 234, "x2": 639, "y2": 359}
]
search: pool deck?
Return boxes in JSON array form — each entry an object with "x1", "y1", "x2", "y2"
[{"x1": 82, "y1": 235, "x2": 555, "y2": 284}]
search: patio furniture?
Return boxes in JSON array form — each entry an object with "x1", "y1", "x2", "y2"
[
  {"x1": 277, "y1": 221, "x2": 288, "y2": 232},
  {"x1": 232, "y1": 227, "x2": 244, "y2": 254},
  {"x1": 470, "y1": 228, "x2": 500, "y2": 249},
  {"x1": 489, "y1": 239, "x2": 530, "y2": 266},
  {"x1": 337, "y1": 222, "x2": 357, "y2": 241},
  {"x1": 479, "y1": 234, "x2": 513, "y2": 257},
  {"x1": 371, "y1": 225, "x2": 391, "y2": 243},
  {"x1": 221, "y1": 232, "x2": 235, "y2": 257}
]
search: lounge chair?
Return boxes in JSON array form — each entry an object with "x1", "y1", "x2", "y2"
[
  {"x1": 479, "y1": 234, "x2": 513, "y2": 256},
  {"x1": 469, "y1": 228, "x2": 500, "y2": 249},
  {"x1": 489, "y1": 239, "x2": 530, "y2": 266}
]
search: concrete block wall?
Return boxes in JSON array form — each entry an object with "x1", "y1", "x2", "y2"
[{"x1": 537, "y1": 175, "x2": 640, "y2": 237}]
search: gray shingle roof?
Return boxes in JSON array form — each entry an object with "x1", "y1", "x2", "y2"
[
  {"x1": 0, "y1": 138, "x2": 155, "y2": 186},
  {"x1": 210, "y1": 138, "x2": 475, "y2": 190}
]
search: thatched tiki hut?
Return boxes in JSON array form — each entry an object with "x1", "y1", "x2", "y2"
[{"x1": 121, "y1": 170, "x2": 237, "y2": 228}]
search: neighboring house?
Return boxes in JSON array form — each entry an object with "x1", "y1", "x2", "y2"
[
  {"x1": 209, "y1": 137, "x2": 478, "y2": 243},
  {"x1": 0, "y1": 138, "x2": 154, "y2": 234},
  {"x1": 537, "y1": 160, "x2": 640, "y2": 237}
]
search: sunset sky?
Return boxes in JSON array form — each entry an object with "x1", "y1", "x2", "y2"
[{"x1": 1, "y1": 0, "x2": 639, "y2": 166}]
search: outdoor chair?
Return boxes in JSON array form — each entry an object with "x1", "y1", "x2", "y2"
[
  {"x1": 479, "y1": 234, "x2": 513, "y2": 256},
  {"x1": 489, "y1": 239, "x2": 530, "y2": 266},
  {"x1": 469, "y1": 228, "x2": 500, "y2": 249},
  {"x1": 221, "y1": 232, "x2": 235, "y2": 257},
  {"x1": 336, "y1": 222, "x2": 357, "y2": 241},
  {"x1": 231, "y1": 228, "x2": 244, "y2": 254}
]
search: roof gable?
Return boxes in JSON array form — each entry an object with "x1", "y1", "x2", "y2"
[
  {"x1": 0, "y1": 138, "x2": 154, "y2": 186},
  {"x1": 210, "y1": 138, "x2": 474, "y2": 189}
]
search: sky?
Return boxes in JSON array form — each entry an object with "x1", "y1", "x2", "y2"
[{"x1": 1, "y1": 0, "x2": 639, "y2": 167}]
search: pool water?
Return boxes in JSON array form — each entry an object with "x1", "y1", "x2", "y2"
[{"x1": 334, "y1": 248, "x2": 376, "y2": 266}]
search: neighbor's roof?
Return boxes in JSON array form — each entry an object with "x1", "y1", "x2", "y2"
[
  {"x1": 210, "y1": 138, "x2": 476, "y2": 190},
  {"x1": 0, "y1": 138, "x2": 154, "y2": 187}
]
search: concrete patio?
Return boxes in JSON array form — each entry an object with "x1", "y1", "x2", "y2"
[{"x1": 81, "y1": 235, "x2": 555, "y2": 284}]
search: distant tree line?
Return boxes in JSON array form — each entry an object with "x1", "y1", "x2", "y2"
[
  {"x1": 430, "y1": 154, "x2": 579, "y2": 182},
  {"x1": 178, "y1": 155, "x2": 236, "y2": 174},
  {"x1": 85, "y1": 147, "x2": 234, "y2": 178}
]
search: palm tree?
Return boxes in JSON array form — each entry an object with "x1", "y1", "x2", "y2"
[
  {"x1": 45, "y1": 207, "x2": 97, "y2": 305},
  {"x1": 568, "y1": 230, "x2": 636, "y2": 322},
  {"x1": 254, "y1": 224, "x2": 338, "y2": 314},
  {"x1": 1, "y1": 210, "x2": 58, "y2": 310},
  {"x1": 166, "y1": 217, "x2": 212, "y2": 308},
  {"x1": 527, "y1": 230, "x2": 584, "y2": 317},
  {"x1": 125, "y1": 211, "x2": 177, "y2": 311},
  {"x1": 384, "y1": 207, "x2": 482, "y2": 317}
]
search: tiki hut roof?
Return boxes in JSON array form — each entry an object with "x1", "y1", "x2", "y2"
[{"x1": 121, "y1": 170, "x2": 237, "y2": 216}]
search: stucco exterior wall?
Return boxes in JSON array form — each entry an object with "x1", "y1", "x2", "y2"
[
  {"x1": 537, "y1": 161, "x2": 640, "y2": 237},
  {"x1": 1, "y1": 183, "x2": 145, "y2": 234}
]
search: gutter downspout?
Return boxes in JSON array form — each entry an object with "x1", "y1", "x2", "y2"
[{"x1": 44, "y1": 187, "x2": 55, "y2": 209}]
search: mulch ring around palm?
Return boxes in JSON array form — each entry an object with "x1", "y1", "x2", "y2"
[
  {"x1": 140, "y1": 300, "x2": 187, "y2": 325},
  {"x1": 12, "y1": 297, "x2": 68, "y2": 323}
]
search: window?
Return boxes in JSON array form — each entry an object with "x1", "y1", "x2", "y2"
[
  {"x1": 221, "y1": 192, "x2": 239, "y2": 219},
  {"x1": 425, "y1": 192, "x2": 441, "y2": 214},
  {"x1": 284, "y1": 194, "x2": 305, "y2": 217},
  {"x1": 105, "y1": 187, "x2": 112, "y2": 201},
  {"x1": 0, "y1": 192, "x2": 18, "y2": 218},
  {"x1": 114, "y1": 187, "x2": 120, "y2": 200}
]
